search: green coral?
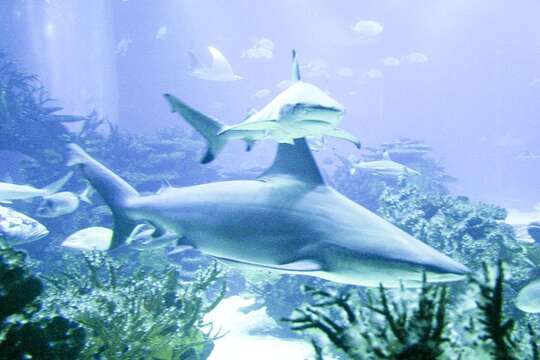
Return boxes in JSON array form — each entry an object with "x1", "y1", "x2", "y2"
[
  {"x1": 40, "y1": 251, "x2": 226, "y2": 359},
  {"x1": 377, "y1": 183, "x2": 533, "y2": 284},
  {"x1": 0, "y1": 238, "x2": 85, "y2": 359},
  {"x1": 285, "y1": 264, "x2": 539, "y2": 359}
]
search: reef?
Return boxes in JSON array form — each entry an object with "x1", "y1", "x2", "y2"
[
  {"x1": 40, "y1": 251, "x2": 226, "y2": 359},
  {"x1": 284, "y1": 262, "x2": 539, "y2": 359},
  {"x1": 0, "y1": 237, "x2": 86, "y2": 360}
]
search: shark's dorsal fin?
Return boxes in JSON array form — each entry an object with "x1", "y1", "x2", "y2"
[
  {"x1": 258, "y1": 138, "x2": 324, "y2": 185},
  {"x1": 382, "y1": 150, "x2": 391, "y2": 160},
  {"x1": 292, "y1": 49, "x2": 301, "y2": 82},
  {"x1": 258, "y1": 50, "x2": 323, "y2": 185}
]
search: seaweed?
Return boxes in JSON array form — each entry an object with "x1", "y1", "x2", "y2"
[
  {"x1": 40, "y1": 251, "x2": 226, "y2": 359},
  {"x1": 284, "y1": 275, "x2": 450, "y2": 359},
  {"x1": 285, "y1": 264, "x2": 539, "y2": 359},
  {"x1": 0, "y1": 237, "x2": 86, "y2": 360}
]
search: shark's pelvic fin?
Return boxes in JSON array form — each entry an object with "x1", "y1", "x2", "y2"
[
  {"x1": 163, "y1": 94, "x2": 228, "y2": 163},
  {"x1": 259, "y1": 138, "x2": 324, "y2": 185},
  {"x1": 66, "y1": 144, "x2": 140, "y2": 249}
]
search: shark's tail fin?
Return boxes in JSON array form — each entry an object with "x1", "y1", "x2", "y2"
[
  {"x1": 66, "y1": 143, "x2": 140, "y2": 249},
  {"x1": 164, "y1": 93, "x2": 228, "y2": 163},
  {"x1": 42, "y1": 171, "x2": 73, "y2": 195}
]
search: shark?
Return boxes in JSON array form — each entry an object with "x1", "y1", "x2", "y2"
[
  {"x1": 0, "y1": 172, "x2": 73, "y2": 203},
  {"x1": 336, "y1": 150, "x2": 420, "y2": 177},
  {"x1": 165, "y1": 50, "x2": 360, "y2": 164},
  {"x1": 65, "y1": 53, "x2": 469, "y2": 288},
  {"x1": 188, "y1": 46, "x2": 244, "y2": 82}
]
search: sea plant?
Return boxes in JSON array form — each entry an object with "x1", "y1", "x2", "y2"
[
  {"x1": 0, "y1": 237, "x2": 86, "y2": 359},
  {"x1": 284, "y1": 263, "x2": 539, "y2": 359},
  {"x1": 40, "y1": 251, "x2": 226, "y2": 359}
]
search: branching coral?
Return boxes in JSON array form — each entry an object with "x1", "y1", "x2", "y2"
[
  {"x1": 377, "y1": 183, "x2": 533, "y2": 285},
  {"x1": 285, "y1": 264, "x2": 539, "y2": 360},
  {"x1": 284, "y1": 275, "x2": 450, "y2": 360},
  {"x1": 0, "y1": 238, "x2": 85, "y2": 359},
  {"x1": 40, "y1": 251, "x2": 226, "y2": 359}
]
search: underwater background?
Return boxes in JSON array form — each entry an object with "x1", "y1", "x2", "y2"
[{"x1": 0, "y1": 1, "x2": 539, "y2": 359}]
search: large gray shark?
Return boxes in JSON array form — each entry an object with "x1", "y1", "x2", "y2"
[
  {"x1": 65, "y1": 138, "x2": 468, "y2": 287},
  {"x1": 165, "y1": 50, "x2": 360, "y2": 164}
]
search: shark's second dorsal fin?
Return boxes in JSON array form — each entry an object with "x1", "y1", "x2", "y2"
[
  {"x1": 382, "y1": 150, "x2": 391, "y2": 160},
  {"x1": 258, "y1": 139, "x2": 324, "y2": 185}
]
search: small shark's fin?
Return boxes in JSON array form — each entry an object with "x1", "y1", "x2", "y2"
[
  {"x1": 258, "y1": 138, "x2": 324, "y2": 185},
  {"x1": 79, "y1": 183, "x2": 94, "y2": 204},
  {"x1": 382, "y1": 150, "x2": 391, "y2": 160},
  {"x1": 325, "y1": 128, "x2": 362, "y2": 149},
  {"x1": 188, "y1": 51, "x2": 202, "y2": 71},
  {"x1": 66, "y1": 144, "x2": 140, "y2": 249},
  {"x1": 157, "y1": 179, "x2": 172, "y2": 194},
  {"x1": 292, "y1": 49, "x2": 301, "y2": 82},
  {"x1": 42, "y1": 171, "x2": 74, "y2": 195},
  {"x1": 163, "y1": 94, "x2": 228, "y2": 163}
]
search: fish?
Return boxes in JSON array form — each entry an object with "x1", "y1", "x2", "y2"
[
  {"x1": 61, "y1": 227, "x2": 113, "y2": 251},
  {"x1": 0, "y1": 205, "x2": 49, "y2": 244},
  {"x1": 165, "y1": 50, "x2": 360, "y2": 164},
  {"x1": 36, "y1": 183, "x2": 94, "y2": 218},
  {"x1": 515, "y1": 278, "x2": 540, "y2": 313},
  {"x1": 336, "y1": 150, "x2": 420, "y2": 177},
  {"x1": 188, "y1": 46, "x2": 244, "y2": 82},
  {"x1": 0, "y1": 172, "x2": 73, "y2": 202},
  {"x1": 125, "y1": 223, "x2": 179, "y2": 251},
  {"x1": 65, "y1": 56, "x2": 468, "y2": 288}
]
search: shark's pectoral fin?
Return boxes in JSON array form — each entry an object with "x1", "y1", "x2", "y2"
[{"x1": 326, "y1": 128, "x2": 361, "y2": 149}]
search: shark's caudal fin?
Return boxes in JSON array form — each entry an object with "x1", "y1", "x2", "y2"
[
  {"x1": 163, "y1": 93, "x2": 228, "y2": 163},
  {"x1": 42, "y1": 171, "x2": 74, "y2": 196},
  {"x1": 66, "y1": 144, "x2": 140, "y2": 249}
]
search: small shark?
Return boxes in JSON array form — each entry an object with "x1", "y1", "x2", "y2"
[
  {"x1": 0, "y1": 172, "x2": 73, "y2": 203},
  {"x1": 65, "y1": 57, "x2": 468, "y2": 287},
  {"x1": 516, "y1": 278, "x2": 540, "y2": 313},
  {"x1": 336, "y1": 150, "x2": 420, "y2": 177},
  {"x1": 0, "y1": 205, "x2": 49, "y2": 244},
  {"x1": 166, "y1": 50, "x2": 360, "y2": 163},
  {"x1": 188, "y1": 46, "x2": 244, "y2": 82}
]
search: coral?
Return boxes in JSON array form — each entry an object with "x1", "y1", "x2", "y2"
[
  {"x1": 285, "y1": 264, "x2": 540, "y2": 360},
  {"x1": 377, "y1": 183, "x2": 534, "y2": 285},
  {"x1": 40, "y1": 251, "x2": 226, "y2": 359},
  {"x1": 284, "y1": 275, "x2": 450, "y2": 360},
  {"x1": 0, "y1": 237, "x2": 85, "y2": 359}
]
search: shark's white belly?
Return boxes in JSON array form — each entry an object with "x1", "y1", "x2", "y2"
[{"x1": 132, "y1": 180, "x2": 467, "y2": 287}]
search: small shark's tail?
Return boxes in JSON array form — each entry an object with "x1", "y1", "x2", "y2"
[
  {"x1": 66, "y1": 143, "x2": 140, "y2": 249},
  {"x1": 188, "y1": 51, "x2": 202, "y2": 72},
  {"x1": 42, "y1": 171, "x2": 74, "y2": 196},
  {"x1": 164, "y1": 93, "x2": 228, "y2": 163}
]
